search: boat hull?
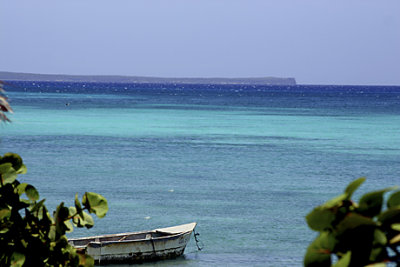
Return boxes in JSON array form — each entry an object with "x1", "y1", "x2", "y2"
[
  {"x1": 69, "y1": 222, "x2": 196, "y2": 265},
  {"x1": 90, "y1": 230, "x2": 192, "y2": 264}
]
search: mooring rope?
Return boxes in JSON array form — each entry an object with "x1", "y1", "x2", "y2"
[{"x1": 193, "y1": 228, "x2": 203, "y2": 251}]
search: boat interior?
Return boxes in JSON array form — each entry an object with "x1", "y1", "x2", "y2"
[{"x1": 70, "y1": 230, "x2": 174, "y2": 247}]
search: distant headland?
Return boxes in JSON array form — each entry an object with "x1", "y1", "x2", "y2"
[{"x1": 0, "y1": 71, "x2": 296, "y2": 85}]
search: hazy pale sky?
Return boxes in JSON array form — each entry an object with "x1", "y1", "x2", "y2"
[{"x1": 1, "y1": 0, "x2": 399, "y2": 85}]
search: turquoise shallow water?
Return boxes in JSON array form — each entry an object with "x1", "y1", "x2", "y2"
[{"x1": 1, "y1": 82, "x2": 400, "y2": 266}]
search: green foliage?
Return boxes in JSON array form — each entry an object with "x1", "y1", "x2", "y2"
[
  {"x1": 82, "y1": 192, "x2": 108, "y2": 218},
  {"x1": 305, "y1": 177, "x2": 400, "y2": 267},
  {"x1": 0, "y1": 153, "x2": 108, "y2": 266}
]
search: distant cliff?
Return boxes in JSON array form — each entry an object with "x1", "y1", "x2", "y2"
[{"x1": 0, "y1": 71, "x2": 296, "y2": 85}]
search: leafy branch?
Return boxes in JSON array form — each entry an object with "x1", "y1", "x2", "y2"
[
  {"x1": 304, "y1": 177, "x2": 400, "y2": 267},
  {"x1": 0, "y1": 153, "x2": 108, "y2": 267}
]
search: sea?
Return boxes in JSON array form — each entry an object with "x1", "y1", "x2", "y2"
[{"x1": 1, "y1": 81, "x2": 400, "y2": 266}]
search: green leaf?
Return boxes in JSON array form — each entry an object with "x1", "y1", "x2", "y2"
[
  {"x1": 75, "y1": 193, "x2": 83, "y2": 217},
  {"x1": 80, "y1": 211, "x2": 94, "y2": 229},
  {"x1": 15, "y1": 183, "x2": 28, "y2": 195},
  {"x1": 56, "y1": 203, "x2": 70, "y2": 221},
  {"x1": 30, "y1": 199, "x2": 46, "y2": 213},
  {"x1": 306, "y1": 207, "x2": 336, "y2": 232},
  {"x1": 0, "y1": 153, "x2": 23, "y2": 172},
  {"x1": 322, "y1": 194, "x2": 347, "y2": 209},
  {"x1": 387, "y1": 191, "x2": 400, "y2": 209},
  {"x1": 64, "y1": 220, "x2": 74, "y2": 233},
  {"x1": 55, "y1": 235, "x2": 69, "y2": 247},
  {"x1": 373, "y1": 229, "x2": 387, "y2": 246},
  {"x1": 82, "y1": 192, "x2": 108, "y2": 218},
  {"x1": 10, "y1": 252, "x2": 25, "y2": 267},
  {"x1": 344, "y1": 177, "x2": 365, "y2": 199},
  {"x1": 304, "y1": 231, "x2": 335, "y2": 267},
  {"x1": 39, "y1": 204, "x2": 51, "y2": 221},
  {"x1": 336, "y1": 213, "x2": 376, "y2": 236},
  {"x1": 20, "y1": 199, "x2": 30, "y2": 206},
  {"x1": 78, "y1": 253, "x2": 95, "y2": 267},
  {"x1": 49, "y1": 225, "x2": 56, "y2": 241},
  {"x1": 369, "y1": 247, "x2": 387, "y2": 263},
  {"x1": 370, "y1": 231, "x2": 388, "y2": 265},
  {"x1": 70, "y1": 207, "x2": 95, "y2": 228},
  {"x1": 69, "y1": 206, "x2": 77, "y2": 216},
  {"x1": 365, "y1": 263, "x2": 387, "y2": 267},
  {"x1": 0, "y1": 227, "x2": 9, "y2": 233},
  {"x1": 25, "y1": 184, "x2": 39, "y2": 201},
  {"x1": 358, "y1": 188, "x2": 395, "y2": 218},
  {"x1": 392, "y1": 223, "x2": 400, "y2": 231},
  {"x1": 55, "y1": 202, "x2": 70, "y2": 236},
  {"x1": 0, "y1": 163, "x2": 17, "y2": 184},
  {"x1": 334, "y1": 213, "x2": 376, "y2": 264},
  {"x1": 333, "y1": 251, "x2": 351, "y2": 267},
  {"x1": 390, "y1": 233, "x2": 400, "y2": 245},
  {"x1": 378, "y1": 207, "x2": 400, "y2": 226},
  {"x1": 0, "y1": 208, "x2": 11, "y2": 220},
  {"x1": 16, "y1": 164, "x2": 27, "y2": 174}
]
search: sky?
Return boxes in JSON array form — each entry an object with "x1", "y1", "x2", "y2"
[{"x1": 1, "y1": 0, "x2": 399, "y2": 85}]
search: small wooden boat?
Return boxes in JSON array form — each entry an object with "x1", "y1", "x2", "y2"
[{"x1": 68, "y1": 222, "x2": 197, "y2": 264}]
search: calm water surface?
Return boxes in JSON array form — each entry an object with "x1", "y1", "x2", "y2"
[{"x1": 1, "y1": 82, "x2": 400, "y2": 266}]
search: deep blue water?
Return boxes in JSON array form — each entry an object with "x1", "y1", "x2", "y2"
[{"x1": 1, "y1": 81, "x2": 400, "y2": 266}]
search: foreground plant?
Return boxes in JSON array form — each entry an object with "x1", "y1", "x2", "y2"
[
  {"x1": 304, "y1": 177, "x2": 400, "y2": 267},
  {"x1": 0, "y1": 153, "x2": 108, "y2": 266}
]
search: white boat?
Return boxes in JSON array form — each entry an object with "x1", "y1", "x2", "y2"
[{"x1": 68, "y1": 222, "x2": 197, "y2": 264}]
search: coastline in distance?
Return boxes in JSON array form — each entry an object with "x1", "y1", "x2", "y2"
[{"x1": 0, "y1": 71, "x2": 296, "y2": 85}]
